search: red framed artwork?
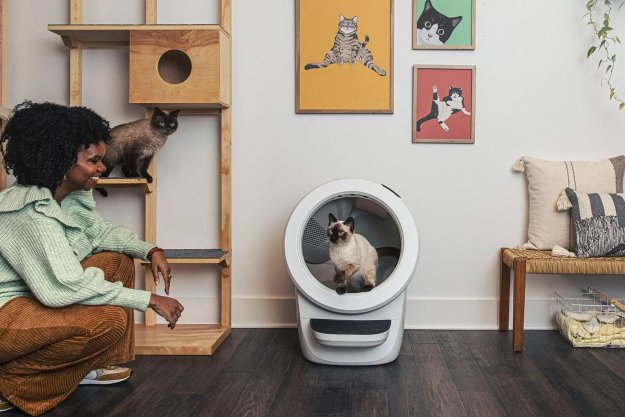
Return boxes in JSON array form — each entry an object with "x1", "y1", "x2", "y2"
[{"x1": 412, "y1": 65, "x2": 475, "y2": 143}]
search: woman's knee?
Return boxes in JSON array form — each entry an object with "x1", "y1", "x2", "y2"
[
  {"x1": 90, "y1": 305, "x2": 128, "y2": 341},
  {"x1": 82, "y1": 252, "x2": 136, "y2": 288}
]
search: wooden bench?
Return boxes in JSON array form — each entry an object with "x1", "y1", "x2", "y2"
[{"x1": 499, "y1": 248, "x2": 625, "y2": 351}]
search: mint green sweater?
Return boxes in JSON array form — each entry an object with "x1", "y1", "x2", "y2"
[{"x1": 0, "y1": 185, "x2": 153, "y2": 311}]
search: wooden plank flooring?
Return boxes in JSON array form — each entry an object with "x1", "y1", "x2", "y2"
[{"x1": 5, "y1": 329, "x2": 625, "y2": 416}]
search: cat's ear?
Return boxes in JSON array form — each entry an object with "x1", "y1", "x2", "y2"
[
  {"x1": 170, "y1": 109, "x2": 180, "y2": 118},
  {"x1": 450, "y1": 16, "x2": 462, "y2": 28},
  {"x1": 424, "y1": 0, "x2": 433, "y2": 11},
  {"x1": 153, "y1": 107, "x2": 164, "y2": 116},
  {"x1": 339, "y1": 14, "x2": 345, "y2": 22},
  {"x1": 329, "y1": 213, "x2": 338, "y2": 225},
  {"x1": 344, "y1": 217, "x2": 354, "y2": 233},
  {"x1": 353, "y1": 16, "x2": 358, "y2": 23}
]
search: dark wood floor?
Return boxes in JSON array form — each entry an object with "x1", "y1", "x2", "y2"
[{"x1": 5, "y1": 329, "x2": 625, "y2": 417}]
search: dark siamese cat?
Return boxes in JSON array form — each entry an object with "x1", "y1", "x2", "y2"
[
  {"x1": 96, "y1": 107, "x2": 179, "y2": 196},
  {"x1": 327, "y1": 213, "x2": 378, "y2": 295}
]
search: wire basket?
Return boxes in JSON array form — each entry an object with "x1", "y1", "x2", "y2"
[{"x1": 555, "y1": 287, "x2": 625, "y2": 348}]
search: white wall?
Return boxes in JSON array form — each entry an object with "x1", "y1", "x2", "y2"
[{"x1": 6, "y1": 0, "x2": 625, "y2": 329}]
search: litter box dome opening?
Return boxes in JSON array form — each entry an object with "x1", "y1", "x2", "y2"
[{"x1": 284, "y1": 179, "x2": 419, "y2": 314}]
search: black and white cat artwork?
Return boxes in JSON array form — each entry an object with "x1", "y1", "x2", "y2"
[
  {"x1": 304, "y1": 15, "x2": 386, "y2": 76},
  {"x1": 416, "y1": 85, "x2": 471, "y2": 132},
  {"x1": 416, "y1": 0, "x2": 462, "y2": 46}
]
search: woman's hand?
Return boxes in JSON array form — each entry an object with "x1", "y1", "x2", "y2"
[
  {"x1": 150, "y1": 250, "x2": 172, "y2": 294},
  {"x1": 149, "y1": 293, "x2": 184, "y2": 329}
]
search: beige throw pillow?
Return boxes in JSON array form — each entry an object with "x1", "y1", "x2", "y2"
[{"x1": 514, "y1": 156, "x2": 625, "y2": 250}]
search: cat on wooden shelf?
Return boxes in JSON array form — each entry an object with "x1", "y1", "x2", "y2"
[
  {"x1": 327, "y1": 213, "x2": 378, "y2": 295},
  {"x1": 96, "y1": 107, "x2": 179, "y2": 197}
]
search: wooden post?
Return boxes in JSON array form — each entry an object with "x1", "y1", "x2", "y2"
[
  {"x1": 0, "y1": 0, "x2": 7, "y2": 190},
  {"x1": 499, "y1": 249, "x2": 511, "y2": 332},
  {"x1": 221, "y1": 0, "x2": 231, "y2": 34},
  {"x1": 143, "y1": 0, "x2": 157, "y2": 325},
  {"x1": 220, "y1": 106, "x2": 231, "y2": 328},
  {"x1": 512, "y1": 258, "x2": 527, "y2": 352},
  {"x1": 220, "y1": 1, "x2": 232, "y2": 329},
  {"x1": 143, "y1": 155, "x2": 157, "y2": 326},
  {"x1": 69, "y1": 0, "x2": 82, "y2": 106},
  {"x1": 145, "y1": 0, "x2": 157, "y2": 25}
]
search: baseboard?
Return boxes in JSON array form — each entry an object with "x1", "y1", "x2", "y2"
[
  {"x1": 231, "y1": 296, "x2": 558, "y2": 330},
  {"x1": 140, "y1": 296, "x2": 558, "y2": 330}
]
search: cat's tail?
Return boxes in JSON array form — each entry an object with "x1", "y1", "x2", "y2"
[
  {"x1": 361, "y1": 35, "x2": 370, "y2": 48},
  {"x1": 376, "y1": 247, "x2": 401, "y2": 259}
]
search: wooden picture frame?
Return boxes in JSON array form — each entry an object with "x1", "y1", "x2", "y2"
[
  {"x1": 296, "y1": 0, "x2": 393, "y2": 113},
  {"x1": 412, "y1": 65, "x2": 475, "y2": 144},
  {"x1": 413, "y1": 0, "x2": 475, "y2": 50}
]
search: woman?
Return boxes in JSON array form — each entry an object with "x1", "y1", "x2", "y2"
[{"x1": 0, "y1": 101, "x2": 184, "y2": 415}]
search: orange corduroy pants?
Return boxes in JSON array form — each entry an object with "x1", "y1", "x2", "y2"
[{"x1": 0, "y1": 252, "x2": 138, "y2": 416}]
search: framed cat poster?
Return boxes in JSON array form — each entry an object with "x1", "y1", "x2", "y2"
[
  {"x1": 412, "y1": 65, "x2": 475, "y2": 144},
  {"x1": 413, "y1": 0, "x2": 475, "y2": 50},
  {"x1": 296, "y1": 0, "x2": 393, "y2": 113}
]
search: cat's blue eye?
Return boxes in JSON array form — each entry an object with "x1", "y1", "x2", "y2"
[
  {"x1": 437, "y1": 29, "x2": 445, "y2": 35},
  {"x1": 424, "y1": 21, "x2": 431, "y2": 29},
  {"x1": 159, "y1": 121, "x2": 165, "y2": 126}
]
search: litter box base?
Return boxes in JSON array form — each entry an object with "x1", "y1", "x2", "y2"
[{"x1": 295, "y1": 291, "x2": 406, "y2": 366}]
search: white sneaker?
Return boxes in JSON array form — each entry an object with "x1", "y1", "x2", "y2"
[
  {"x1": 0, "y1": 395, "x2": 13, "y2": 413},
  {"x1": 79, "y1": 366, "x2": 132, "y2": 385}
]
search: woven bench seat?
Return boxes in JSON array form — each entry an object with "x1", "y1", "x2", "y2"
[{"x1": 499, "y1": 248, "x2": 625, "y2": 352}]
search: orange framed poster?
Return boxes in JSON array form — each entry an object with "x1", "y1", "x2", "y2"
[
  {"x1": 296, "y1": 0, "x2": 393, "y2": 113},
  {"x1": 412, "y1": 65, "x2": 475, "y2": 143}
]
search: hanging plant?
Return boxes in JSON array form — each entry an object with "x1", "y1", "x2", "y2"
[{"x1": 584, "y1": 0, "x2": 625, "y2": 109}]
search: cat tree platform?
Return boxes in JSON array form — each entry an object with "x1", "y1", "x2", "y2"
[{"x1": 48, "y1": 24, "x2": 231, "y2": 109}]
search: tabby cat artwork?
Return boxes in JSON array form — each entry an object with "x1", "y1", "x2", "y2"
[
  {"x1": 416, "y1": 85, "x2": 471, "y2": 132},
  {"x1": 304, "y1": 14, "x2": 386, "y2": 76},
  {"x1": 96, "y1": 107, "x2": 179, "y2": 197},
  {"x1": 327, "y1": 213, "x2": 378, "y2": 295},
  {"x1": 416, "y1": 0, "x2": 462, "y2": 46}
]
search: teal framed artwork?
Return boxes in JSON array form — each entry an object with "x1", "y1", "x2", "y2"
[{"x1": 412, "y1": 0, "x2": 475, "y2": 50}]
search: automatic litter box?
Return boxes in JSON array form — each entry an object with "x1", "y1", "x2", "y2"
[{"x1": 284, "y1": 179, "x2": 419, "y2": 365}]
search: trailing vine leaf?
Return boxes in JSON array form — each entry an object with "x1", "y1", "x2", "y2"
[{"x1": 584, "y1": 0, "x2": 625, "y2": 109}]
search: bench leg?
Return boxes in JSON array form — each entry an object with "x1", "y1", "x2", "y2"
[
  {"x1": 512, "y1": 258, "x2": 527, "y2": 352},
  {"x1": 499, "y1": 251, "x2": 511, "y2": 332}
]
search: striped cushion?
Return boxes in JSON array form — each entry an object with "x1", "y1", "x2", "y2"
[{"x1": 565, "y1": 187, "x2": 625, "y2": 257}]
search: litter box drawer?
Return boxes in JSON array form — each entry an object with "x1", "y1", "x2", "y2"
[{"x1": 310, "y1": 319, "x2": 391, "y2": 347}]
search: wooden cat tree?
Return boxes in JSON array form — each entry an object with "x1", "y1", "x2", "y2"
[{"x1": 43, "y1": 0, "x2": 232, "y2": 355}]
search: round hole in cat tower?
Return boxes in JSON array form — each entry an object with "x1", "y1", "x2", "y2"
[
  {"x1": 157, "y1": 50, "x2": 192, "y2": 85},
  {"x1": 284, "y1": 179, "x2": 419, "y2": 365}
]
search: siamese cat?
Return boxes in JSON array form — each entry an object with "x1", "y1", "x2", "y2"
[
  {"x1": 327, "y1": 213, "x2": 378, "y2": 295},
  {"x1": 96, "y1": 107, "x2": 179, "y2": 196}
]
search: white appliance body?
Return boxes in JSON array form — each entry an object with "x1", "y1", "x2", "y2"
[{"x1": 284, "y1": 179, "x2": 419, "y2": 366}]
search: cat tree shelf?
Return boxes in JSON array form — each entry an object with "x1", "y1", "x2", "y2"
[
  {"x1": 48, "y1": 24, "x2": 227, "y2": 46},
  {"x1": 48, "y1": 24, "x2": 231, "y2": 110},
  {"x1": 138, "y1": 249, "x2": 231, "y2": 265},
  {"x1": 135, "y1": 324, "x2": 231, "y2": 355},
  {"x1": 96, "y1": 177, "x2": 153, "y2": 193}
]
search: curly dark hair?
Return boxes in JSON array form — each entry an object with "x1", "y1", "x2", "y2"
[{"x1": 1, "y1": 100, "x2": 111, "y2": 192}]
